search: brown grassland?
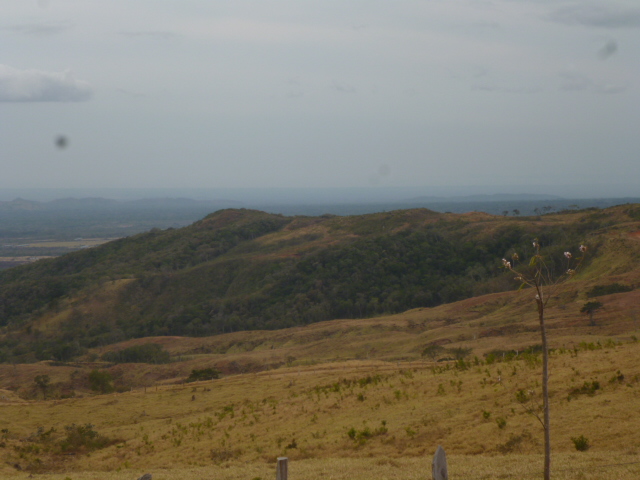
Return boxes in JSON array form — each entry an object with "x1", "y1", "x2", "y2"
[{"x1": 1, "y1": 218, "x2": 640, "y2": 479}]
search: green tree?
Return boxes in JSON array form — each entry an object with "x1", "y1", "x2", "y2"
[
  {"x1": 581, "y1": 301, "x2": 603, "y2": 326},
  {"x1": 421, "y1": 344, "x2": 445, "y2": 361},
  {"x1": 88, "y1": 370, "x2": 114, "y2": 394},
  {"x1": 34, "y1": 374, "x2": 50, "y2": 399}
]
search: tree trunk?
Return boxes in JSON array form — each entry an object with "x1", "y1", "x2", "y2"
[{"x1": 538, "y1": 299, "x2": 551, "y2": 480}]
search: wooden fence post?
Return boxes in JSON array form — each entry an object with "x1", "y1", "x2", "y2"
[
  {"x1": 276, "y1": 457, "x2": 288, "y2": 480},
  {"x1": 432, "y1": 445, "x2": 448, "y2": 480}
]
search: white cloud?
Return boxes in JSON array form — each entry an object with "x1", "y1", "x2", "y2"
[{"x1": 0, "y1": 65, "x2": 92, "y2": 102}]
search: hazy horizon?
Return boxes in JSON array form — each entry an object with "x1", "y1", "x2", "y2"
[{"x1": 0, "y1": 184, "x2": 638, "y2": 204}]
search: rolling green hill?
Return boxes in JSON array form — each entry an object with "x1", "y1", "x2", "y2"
[{"x1": 1, "y1": 205, "x2": 639, "y2": 363}]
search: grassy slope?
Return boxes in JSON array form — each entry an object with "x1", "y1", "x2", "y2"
[{"x1": 1, "y1": 341, "x2": 640, "y2": 479}]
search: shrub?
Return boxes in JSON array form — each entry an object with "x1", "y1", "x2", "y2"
[
  {"x1": 515, "y1": 389, "x2": 530, "y2": 404},
  {"x1": 569, "y1": 381, "x2": 600, "y2": 399},
  {"x1": 422, "y1": 344, "x2": 445, "y2": 361},
  {"x1": 88, "y1": 370, "x2": 114, "y2": 394},
  {"x1": 59, "y1": 424, "x2": 113, "y2": 452},
  {"x1": 497, "y1": 431, "x2": 532, "y2": 454},
  {"x1": 587, "y1": 283, "x2": 633, "y2": 298},
  {"x1": 447, "y1": 347, "x2": 472, "y2": 360},
  {"x1": 496, "y1": 417, "x2": 507, "y2": 429},
  {"x1": 101, "y1": 343, "x2": 170, "y2": 364},
  {"x1": 346, "y1": 422, "x2": 387, "y2": 443},
  {"x1": 211, "y1": 447, "x2": 242, "y2": 464},
  {"x1": 571, "y1": 435, "x2": 590, "y2": 451},
  {"x1": 609, "y1": 371, "x2": 625, "y2": 384},
  {"x1": 186, "y1": 368, "x2": 220, "y2": 382}
]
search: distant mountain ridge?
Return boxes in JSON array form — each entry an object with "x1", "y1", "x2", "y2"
[
  {"x1": 0, "y1": 198, "x2": 42, "y2": 211},
  {"x1": 407, "y1": 193, "x2": 563, "y2": 203},
  {"x1": 0, "y1": 196, "x2": 244, "y2": 211}
]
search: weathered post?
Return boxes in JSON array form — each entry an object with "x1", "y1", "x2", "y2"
[
  {"x1": 432, "y1": 445, "x2": 448, "y2": 480},
  {"x1": 276, "y1": 456, "x2": 288, "y2": 480}
]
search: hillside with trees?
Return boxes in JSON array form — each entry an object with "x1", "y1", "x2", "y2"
[{"x1": 1, "y1": 204, "x2": 639, "y2": 363}]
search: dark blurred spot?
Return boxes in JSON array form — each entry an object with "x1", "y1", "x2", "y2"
[
  {"x1": 598, "y1": 40, "x2": 617, "y2": 60},
  {"x1": 55, "y1": 135, "x2": 68, "y2": 149}
]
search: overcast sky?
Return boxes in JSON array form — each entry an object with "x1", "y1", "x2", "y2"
[{"x1": 1, "y1": 0, "x2": 638, "y2": 195}]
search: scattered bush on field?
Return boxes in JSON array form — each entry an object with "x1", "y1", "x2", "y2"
[
  {"x1": 571, "y1": 434, "x2": 590, "y2": 451},
  {"x1": 568, "y1": 381, "x2": 600, "y2": 400},
  {"x1": 59, "y1": 424, "x2": 115, "y2": 453},
  {"x1": 347, "y1": 421, "x2": 388, "y2": 444}
]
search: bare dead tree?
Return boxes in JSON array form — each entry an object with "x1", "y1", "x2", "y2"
[{"x1": 502, "y1": 240, "x2": 587, "y2": 480}]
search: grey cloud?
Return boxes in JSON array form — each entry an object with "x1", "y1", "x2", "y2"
[
  {"x1": 598, "y1": 39, "x2": 618, "y2": 59},
  {"x1": 469, "y1": 21, "x2": 502, "y2": 31},
  {"x1": 331, "y1": 81, "x2": 356, "y2": 94},
  {"x1": 472, "y1": 84, "x2": 543, "y2": 94},
  {"x1": 119, "y1": 30, "x2": 181, "y2": 40},
  {"x1": 558, "y1": 71, "x2": 591, "y2": 91},
  {"x1": 116, "y1": 88, "x2": 146, "y2": 98},
  {"x1": 557, "y1": 71, "x2": 627, "y2": 94},
  {"x1": 594, "y1": 83, "x2": 627, "y2": 94},
  {"x1": 3, "y1": 22, "x2": 73, "y2": 36},
  {"x1": 0, "y1": 65, "x2": 92, "y2": 102},
  {"x1": 547, "y1": 4, "x2": 640, "y2": 29}
]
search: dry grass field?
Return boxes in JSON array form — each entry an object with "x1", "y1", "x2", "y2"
[{"x1": 2, "y1": 336, "x2": 640, "y2": 479}]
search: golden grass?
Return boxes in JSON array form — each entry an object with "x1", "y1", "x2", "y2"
[{"x1": 2, "y1": 340, "x2": 640, "y2": 478}]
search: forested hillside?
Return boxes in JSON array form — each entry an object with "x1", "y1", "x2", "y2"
[{"x1": 1, "y1": 205, "x2": 638, "y2": 363}]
